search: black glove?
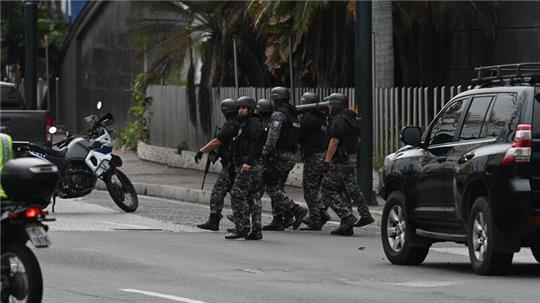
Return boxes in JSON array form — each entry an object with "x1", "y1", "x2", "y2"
[
  {"x1": 194, "y1": 151, "x2": 204, "y2": 163},
  {"x1": 322, "y1": 161, "x2": 330, "y2": 174}
]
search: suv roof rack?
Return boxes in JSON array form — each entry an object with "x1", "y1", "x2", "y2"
[{"x1": 472, "y1": 62, "x2": 540, "y2": 87}]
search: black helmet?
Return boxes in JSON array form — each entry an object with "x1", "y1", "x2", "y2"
[
  {"x1": 237, "y1": 96, "x2": 256, "y2": 110},
  {"x1": 256, "y1": 98, "x2": 273, "y2": 114},
  {"x1": 270, "y1": 86, "x2": 290, "y2": 103},
  {"x1": 300, "y1": 92, "x2": 319, "y2": 105},
  {"x1": 220, "y1": 98, "x2": 238, "y2": 114},
  {"x1": 324, "y1": 93, "x2": 348, "y2": 109}
]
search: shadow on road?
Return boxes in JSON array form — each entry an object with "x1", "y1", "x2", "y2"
[{"x1": 421, "y1": 262, "x2": 540, "y2": 277}]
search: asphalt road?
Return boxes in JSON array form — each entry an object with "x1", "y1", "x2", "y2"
[{"x1": 33, "y1": 191, "x2": 539, "y2": 303}]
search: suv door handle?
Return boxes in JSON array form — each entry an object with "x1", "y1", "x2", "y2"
[{"x1": 458, "y1": 152, "x2": 475, "y2": 164}]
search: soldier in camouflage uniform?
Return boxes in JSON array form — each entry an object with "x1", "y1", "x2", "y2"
[
  {"x1": 194, "y1": 98, "x2": 239, "y2": 231},
  {"x1": 226, "y1": 96, "x2": 265, "y2": 240},
  {"x1": 260, "y1": 87, "x2": 308, "y2": 231},
  {"x1": 320, "y1": 93, "x2": 375, "y2": 236},
  {"x1": 297, "y1": 92, "x2": 331, "y2": 230}
]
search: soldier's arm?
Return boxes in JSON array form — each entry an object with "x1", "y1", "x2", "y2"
[
  {"x1": 325, "y1": 137, "x2": 340, "y2": 162},
  {"x1": 200, "y1": 138, "x2": 222, "y2": 153},
  {"x1": 264, "y1": 111, "x2": 286, "y2": 150}
]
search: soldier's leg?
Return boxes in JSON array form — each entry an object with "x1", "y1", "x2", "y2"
[
  {"x1": 227, "y1": 168, "x2": 255, "y2": 239},
  {"x1": 197, "y1": 166, "x2": 231, "y2": 231},
  {"x1": 302, "y1": 153, "x2": 325, "y2": 228},
  {"x1": 343, "y1": 156, "x2": 374, "y2": 227},
  {"x1": 266, "y1": 153, "x2": 307, "y2": 229},
  {"x1": 321, "y1": 161, "x2": 356, "y2": 236}
]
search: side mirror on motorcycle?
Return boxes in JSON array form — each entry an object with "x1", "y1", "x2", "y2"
[
  {"x1": 97, "y1": 101, "x2": 103, "y2": 110},
  {"x1": 48, "y1": 126, "x2": 57, "y2": 134}
]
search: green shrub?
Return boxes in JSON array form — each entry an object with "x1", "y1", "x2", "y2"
[
  {"x1": 176, "y1": 142, "x2": 189, "y2": 155},
  {"x1": 117, "y1": 74, "x2": 152, "y2": 150}
]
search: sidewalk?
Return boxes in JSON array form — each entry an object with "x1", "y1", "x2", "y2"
[{"x1": 97, "y1": 150, "x2": 385, "y2": 223}]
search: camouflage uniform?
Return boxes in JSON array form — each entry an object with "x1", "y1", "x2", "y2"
[
  {"x1": 299, "y1": 108, "x2": 328, "y2": 226},
  {"x1": 264, "y1": 151, "x2": 297, "y2": 212},
  {"x1": 261, "y1": 103, "x2": 308, "y2": 229},
  {"x1": 230, "y1": 163, "x2": 263, "y2": 233},
  {"x1": 302, "y1": 152, "x2": 325, "y2": 222},
  {"x1": 209, "y1": 164, "x2": 235, "y2": 215},
  {"x1": 320, "y1": 155, "x2": 356, "y2": 219},
  {"x1": 228, "y1": 110, "x2": 264, "y2": 237}
]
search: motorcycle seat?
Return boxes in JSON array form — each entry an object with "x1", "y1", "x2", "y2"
[{"x1": 27, "y1": 144, "x2": 67, "y2": 158}]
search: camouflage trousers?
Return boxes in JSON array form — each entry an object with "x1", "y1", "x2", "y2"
[
  {"x1": 209, "y1": 164, "x2": 235, "y2": 215},
  {"x1": 302, "y1": 152, "x2": 325, "y2": 222},
  {"x1": 264, "y1": 152, "x2": 297, "y2": 213},
  {"x1": 320, "y1": 154, "x2": 368, "y2": 219},
  {"x1": 230, "y1": 162, "x2": 263, "y2": 233}
]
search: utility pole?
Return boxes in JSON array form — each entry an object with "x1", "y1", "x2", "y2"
[
  {"x1": 25, "y1": 0, "x2": 37, "y2": 110},
  {"x1": 355, "y1": 1, "x2": 377, "y2": 205}
]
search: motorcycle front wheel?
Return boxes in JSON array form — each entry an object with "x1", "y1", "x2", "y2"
[
  {"x1": 103, "y1": 169, "x2": 139, "y2": 213},
  {"x1": 1, "y1": 244, "x2": 43, "y2": 303}
]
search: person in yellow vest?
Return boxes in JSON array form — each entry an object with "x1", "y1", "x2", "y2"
[{"x1": 0, "y1": 132, "x2": 14, "y2": 200}]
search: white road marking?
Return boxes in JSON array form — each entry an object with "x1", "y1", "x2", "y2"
[
  {"x1": 120, "y1": 289, "x2": 207, "y2": 303},
  {"x1": 431, "y1": 247, "x2": 536, "y2": 263},
  {"x1": 388, "y1": 281, "x2": 454, "y2": 288},
  {"x1": 96, "y1": 221, "x2": 155, "y2": 229}
]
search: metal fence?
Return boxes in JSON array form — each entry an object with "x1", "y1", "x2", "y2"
[{"x1": 147, "y1": 85, "x2": 472, "y2": 158}]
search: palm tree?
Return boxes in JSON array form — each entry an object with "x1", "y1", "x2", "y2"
[
  {"x1": 130, "y1": 1, "x2": 269, "y2": 133},
  {"x1": 247, "y1": 0, "x2": 361, "y2": 87}
]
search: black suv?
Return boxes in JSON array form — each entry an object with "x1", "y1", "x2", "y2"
[{"x1": 380, "y1": 63, "x2": 540, "y2": 275}]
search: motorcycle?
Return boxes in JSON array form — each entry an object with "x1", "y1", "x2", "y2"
[
  {"x1": 13, "y1": 102, "x2": 138, "y2": 213},
  {"x1": 1, "y1": 157, "x2": 59, "y2": 303}
]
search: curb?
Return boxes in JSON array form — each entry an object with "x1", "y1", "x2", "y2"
[{"x1": 96, "y1": 180, "x2": 384, "y2": 226}]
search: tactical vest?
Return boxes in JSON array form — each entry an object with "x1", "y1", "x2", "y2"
[
  {"x1": 331, "y1": 110, "x2": 361, "y2": 157},
  {"x1": 217, "y1": 119, "x2": 239, "y2": 166},
  {"x1": 274, "y1": 104, "x2": 300, "y2": 152},
  {"x1": 232, "y1": 115, "x2": 262, "y2": 165},
  {"x1": 299, "y1": 110, "x2": 327, "y2": 156}
]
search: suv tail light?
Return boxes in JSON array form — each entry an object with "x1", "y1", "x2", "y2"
[
  {"x1": 45, "y1": 115, "x2": 53, "y2": 147},
  {"x1": 501, "y1": 124, "x2": 532, "y2": 165}
]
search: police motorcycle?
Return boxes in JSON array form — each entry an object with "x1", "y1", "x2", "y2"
[
  {"x1": 14, "y1": 101, "x2": 138, "y2": 213},
  {"x1": 1, "y1": 157, "x2": 59, "y2": 303}
]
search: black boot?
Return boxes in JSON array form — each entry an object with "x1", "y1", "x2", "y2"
[
  {"x1": 333, "y1": 224, "x2": 353, "y2": 236},
  {"x1": 291, "y1": 204, "x2": 308, "y2": 230},
  {"x1": 245, "y1": 225, "x2": 263, "y2": 240},
  {"x1": 283, "y1": 212, "x2": 295, "y2": 228},
  {"x1": 197, "y1": 213, "x2": 222, "y2": 231},
  {"x1": 331, "y1": 215, "x2": 356, "y2": 235},
  {"x1": 354, "y1": 206, "x2": 375, "y2": 227},
  {"x1": 225, "y1": 228, "x2": 249, "y2": 239},
  {"x1": 319, "y1": 209, "x2": 331, "y2": 227},
  {"x1": 262, "y1": 216, "x2": 286, "y2": 231},
  {"x1": 300, "y1": 220, "x2": 322, "y2": 231}
]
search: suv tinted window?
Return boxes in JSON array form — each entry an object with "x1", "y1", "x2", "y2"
[
  {"x1": 0, "y1": 85, "x2": 24, "y2": 109},
  {"x1": 429, "y1": 99, "x2": 468, "y2": 145},
  {"x1": 533, "y1": 92, "x2": 540, "y2": 138},
  {"x1": 483, "y1": 93, "x2": 518, "y2": 138},
  {"x1": 459, "y1": 96, "x2": 493, "y2": 141}
]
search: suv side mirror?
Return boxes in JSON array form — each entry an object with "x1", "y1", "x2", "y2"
[{"x1": 401, "y1": 126, "x2": 422, "y2": 147}]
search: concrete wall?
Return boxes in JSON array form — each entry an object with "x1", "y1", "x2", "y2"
[
  {"x1": 448, "y1": 1, "x2": 540, "y2": 84},
  {"x1": 60, "y1": 1, "x2": 154, "y2": 132}
]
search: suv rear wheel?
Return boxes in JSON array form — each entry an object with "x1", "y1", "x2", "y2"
[
  {"x1": 381, "y1": 191, "x2": 430, "y2": 265},
  {"x1": 467, "y1": 196, "x2": 514, "y2": 275}
]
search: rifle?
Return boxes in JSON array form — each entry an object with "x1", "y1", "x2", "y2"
[
  {"x1": 201, "y1": 151, "x2": 218, "y2": 190},
  {"x1": 201, "y1": 126, "x2": 220, "y2": 190}
]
